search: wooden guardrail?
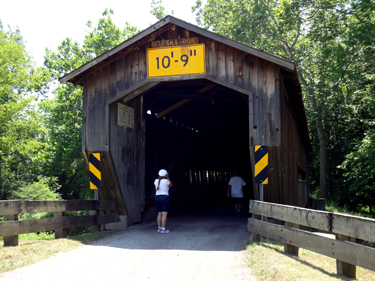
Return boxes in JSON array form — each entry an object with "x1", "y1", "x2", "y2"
[
  {"x1": 248, "y1": 200, "x2": 375, "y2": 278},
  {"x1": 0, "y1": 200, "x2": 120, "y2": 247}
]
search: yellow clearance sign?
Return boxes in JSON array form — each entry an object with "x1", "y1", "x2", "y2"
[{"x1": 147, "y1": 44, "x2": 205, "y2": 78}]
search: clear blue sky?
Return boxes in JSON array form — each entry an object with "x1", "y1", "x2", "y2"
[{"x1": 1, "y1": 0, "x2": 204, "y2": 67}]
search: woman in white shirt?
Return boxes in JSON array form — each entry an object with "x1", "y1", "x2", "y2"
[{"x1": 154, "y1": 169, "x2": 172, "y2": 233}]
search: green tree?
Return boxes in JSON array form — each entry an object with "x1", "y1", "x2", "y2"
[
  {"x1": 84, "y1": 8, "x2": 139, "y2": 57},
  {"x1": 150, "y1": 0, "x2": 174, "y2": 20},
  {"x1": 41, "y1": 10, "x2": 139, "y2": 199},
  {"x1": 0, "y1": 20, "x2": 49, "y2": 199},
  {"x1": 193, "y1": 0, "x2": 375, "y2": 204}
]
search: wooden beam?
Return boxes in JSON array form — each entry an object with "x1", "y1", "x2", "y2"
[
  {"x1": 248, "y1": 218, "x2": 375, "y2": 272},
  {"x1": 156, "y1": 84, "x2": 216, "y2": 118},
  {"x1": 332, "y1": 213, "x2": 375, "y2": 243},
  {"x1": 0, "y1": 200, "x2": 117, "y2": 215},
  {"x1": 284, "y1": 222, "x2": 300, "y2": 256},
  {"x1": 249, "y1": 200, "x2": 331, "y2": 232},
  {"x1": 152, "y1": 92, "x2": 215, "y2": 102},
  {"x1": 336, "y1": 234, "x2": 356, "y2": 278},
  {"x1": 106, "y1": 80, "x2": 159, "y2": 105},
  {"x1": 205, "y1": 76, "x2": 251, "y2": 97},
  {"x1": 54, "y1": 212, "x2": 67, "y2": 239},
  {"x1": 0, "y1": 214, "x2": 120, "y2": 237},
  {"x1": 100, "y1": 151, "x2": 127, "y2": 216},
  {"x1": 3, "y1": 214, "x2": 18, "y2": 246},
  {"x1": 147, "y1": 74, "x2": 207, "y2": 82}
]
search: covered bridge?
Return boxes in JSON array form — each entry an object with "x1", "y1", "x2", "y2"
[{"x1": 59, "y1": 16, "x2": 312, "y2": 226}]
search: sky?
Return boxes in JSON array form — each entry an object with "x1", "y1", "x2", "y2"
[{"x1": 0, "y1": 0, "x2": 205, "y2": 67}]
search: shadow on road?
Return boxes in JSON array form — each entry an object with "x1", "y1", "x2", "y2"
[{"x1": 93, "y1": 202, "x2": 251, "y2": 252}]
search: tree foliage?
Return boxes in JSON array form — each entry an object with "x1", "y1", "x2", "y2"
[
  {"x1": 11, "y1": 176, "x2": 61, "y2": 200},
  {"x1": 40, "y1": 10, "x2": 139, "y2": 200},
  {"x1": 0, "y1": 10, "x2": 139, "y2": 201},
  {"x1": 150, "y1": 0, "x2": 174, "y2": 20},
  {"x1": 0, "y1": 21, "x2": 50, "y2": 199},
  {"x1": 194, "y1": 0, "x2": 375, "y2": 212}
]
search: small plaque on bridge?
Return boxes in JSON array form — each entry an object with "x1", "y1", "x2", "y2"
[
  {"x1": 147, "y1": 44, "x2": 206, "y2": 78},
  {"x1": 118, "y1": 103, "x2": 134, "y2": 129}
]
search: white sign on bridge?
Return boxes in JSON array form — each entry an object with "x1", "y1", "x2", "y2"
[{"x1": 118, "y1": 103, "x2": 134, "y2": 129}]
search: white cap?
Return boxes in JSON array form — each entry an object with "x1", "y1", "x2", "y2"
[{"x1": 158, "y1": 169, "x2": 168, "y2": 177}]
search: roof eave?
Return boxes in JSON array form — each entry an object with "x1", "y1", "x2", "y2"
[{"x1": 59, "y1": 17, "x2": 173, "y2": 84}]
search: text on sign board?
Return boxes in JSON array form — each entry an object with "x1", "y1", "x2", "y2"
[
  {"x1": 147, "y1": 44, "x2": 205, "y2": 78},
  {"x1": 151, "y1": 37, "x2": 199, "y2": 48}
]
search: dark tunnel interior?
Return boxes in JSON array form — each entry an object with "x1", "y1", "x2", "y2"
[{"x1": 143, "y1": 79, "x2": 253, "y2": 213}]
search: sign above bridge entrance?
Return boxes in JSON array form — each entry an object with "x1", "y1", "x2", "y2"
[{"x1": 147, "y1": 44, "x2": 205, "y2": 78}]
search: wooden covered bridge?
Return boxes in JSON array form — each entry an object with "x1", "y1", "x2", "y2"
[{"x1": 59, "y1": 16, "x2": 312, "y2": 227}]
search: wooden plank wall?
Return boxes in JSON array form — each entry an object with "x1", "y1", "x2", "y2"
[
  {"x1": 83, "y1": 26, "x2": 282, "y2": 152},
  {"x1": 279, "y1": 78, "x2": 309, "y2": 207},
  {"x1": 109, "y1": 95, "x2": 145, "y2": 225},
  {"x1": 82, "y1": 46, "x2": 147, "y2": 224},
  {"x1": 98, "y1": 151, "x2": 127, "y2": 216},
  {"x1": 82, "y1": 45, "x2": 148, "y2": 152}
]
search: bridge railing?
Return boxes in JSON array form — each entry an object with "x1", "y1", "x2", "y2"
[
  {"x1": 248, "y1": 200, "x2": 375, "y2": 278},
  {"x1": 0, "y1": 200, "x2": 120, "y2": 247}
]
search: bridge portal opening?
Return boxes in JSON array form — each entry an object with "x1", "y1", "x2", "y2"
[{"x1": 143, "y1": 79, "x2": 252, "y2": 214}]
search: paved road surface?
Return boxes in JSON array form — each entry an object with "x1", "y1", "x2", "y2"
[{"x1": 1, "y1": 205, "x2": 255, "y2": 281}]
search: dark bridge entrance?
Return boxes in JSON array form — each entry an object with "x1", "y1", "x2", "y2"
[{"x1": 143, "y1": 79, "x2": 252, "y2": 211}]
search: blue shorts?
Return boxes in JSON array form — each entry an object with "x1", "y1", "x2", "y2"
[{"x1": 155, "y1": 195, "x2": 170, "y2": 212}]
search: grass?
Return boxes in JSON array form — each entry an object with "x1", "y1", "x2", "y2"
[
  {"x1": 325, "y1": 203, "x2": 375, "y2": 219},
  {"x1": 245, "y1": 238, "x2": 375, "y2": 281},
  {"x1": 0, "y1": 231, "x2": 114, "y2": 276}
]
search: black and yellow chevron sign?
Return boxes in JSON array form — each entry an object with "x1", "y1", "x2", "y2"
[
  {"x1": 254, "y1": 145, "x2": 268, "y2": 184},
  {"x1": 89, "y1": 153, "x2": 101, "y2": 190}
]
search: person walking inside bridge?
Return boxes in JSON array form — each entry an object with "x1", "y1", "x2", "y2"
[
  {"x1": 227, "y1": 172, "x2": 246, "y2": 217},
  {"x1": 155, "y1": 169, "x2": 172, "y2": 233}
]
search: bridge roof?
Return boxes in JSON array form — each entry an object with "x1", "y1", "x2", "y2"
[{"x1": 59, "y1": 15, "x2": 296, "y2": 84}]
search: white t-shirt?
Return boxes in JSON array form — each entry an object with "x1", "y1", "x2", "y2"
[
  {"x1": 154, "y1": 178, "x2": 170, "y2": 196},
  {"x1": 228, "y1": 176, "x2": 246, "y2": 198}
]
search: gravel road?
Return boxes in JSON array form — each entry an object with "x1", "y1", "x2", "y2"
[{"x1": 1, "y1": 205, "x2": 255, "y2": 281}]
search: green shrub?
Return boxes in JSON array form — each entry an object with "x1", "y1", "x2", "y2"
[{"x1": 11, "y1": 176, "x2": 61, "y2": 200}]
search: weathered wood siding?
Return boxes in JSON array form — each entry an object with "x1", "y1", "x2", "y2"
[
  {"x1": 109, "y1": 95, "x2": 145, "y2": 225},
  {"x1": 277, "y1": 77, "x2": 309, "y2": 207},
  {"x1": 94, "y1": 27, "x2": 280, "y2": 150},
  {"x1": 247, "y1": 65, "x2": 308, "y2": 206},
  {"x1": 82, "y1": 47, "x2": 147, "y2": 224},
  {"x1": 83, "y1": 26, "x2": 281, "y2": 150}
]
